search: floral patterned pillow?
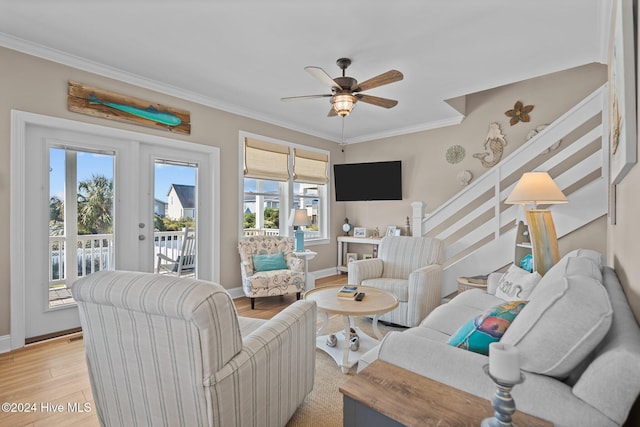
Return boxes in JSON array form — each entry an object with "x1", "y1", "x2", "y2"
[{"x1": 447, "y1": 300, "x2": 528, "y2": 355}]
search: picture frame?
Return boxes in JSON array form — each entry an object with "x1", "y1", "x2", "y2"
[
  {"x1": 353, "y1": 227, "x2": 367, "y2": 237},
  {"x1": 346, "y1": 253, "x2": 358, "y2": 264},
  {"x1": 385, "y1": 225, "x2": 397, "y2": 236},
  {"x1": 608, "y1": 0, "x2": 637, "y2": 184}
]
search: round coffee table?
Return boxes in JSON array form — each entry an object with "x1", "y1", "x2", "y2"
[{"x1": 304, "y1": 285, "x2": 398, "y2": 373}]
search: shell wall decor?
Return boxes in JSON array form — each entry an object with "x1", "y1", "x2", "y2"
[
  {"x1": 457, "y1": 170, "x2": 473, "y2": 186},
  {"x1": 446, "y1": 145, "x2": 466, "y2": 164}
]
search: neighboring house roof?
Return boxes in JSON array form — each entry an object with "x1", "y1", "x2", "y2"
[{"x1": 169, "y1": 184, "x2": 195, "y2": 209}]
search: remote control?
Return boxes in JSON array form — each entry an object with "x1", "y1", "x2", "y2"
[{"x1": 355, "y1": 292, "x2": 365, "y2": 301}]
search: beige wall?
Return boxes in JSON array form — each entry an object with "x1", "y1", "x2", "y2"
[
  {"x1": 0, "y1": 47, "x2": 346, "y2": 337},
  {"x1": 609, "y1": 158, "x2": 640, "y2": 324},
  {"x1": 342, "y1": 63, "x2": 608, "y2": 256}
]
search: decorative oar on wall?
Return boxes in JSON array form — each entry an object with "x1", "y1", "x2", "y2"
[{"x1": 67, "y1": 81, "x2": 191, "y2": 135}]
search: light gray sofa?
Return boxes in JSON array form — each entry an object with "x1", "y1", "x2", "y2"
[{"x1": 358, "y1": 249, "x2": 640, "y2": 427}]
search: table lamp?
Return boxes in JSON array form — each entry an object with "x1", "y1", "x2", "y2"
[
  {"x1": 505, "y1": 172, "x2": 567, "y2": 275},
  {"x1": 290, "y1": 209, "x2": 311, "y2": 252}
]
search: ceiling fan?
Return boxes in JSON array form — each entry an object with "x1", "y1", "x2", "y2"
[{"x1": 281, "y1": 58, "x2": 404, "y2": 117}]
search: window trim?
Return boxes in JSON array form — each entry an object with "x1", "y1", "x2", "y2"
[{"x1": 238, "y1": 131, "x2": 330, "y2": 246}]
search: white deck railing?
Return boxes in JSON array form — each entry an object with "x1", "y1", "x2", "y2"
[
  {"x1": 413, "y1": 84, "x2": 609, "y2": 296},
  {"x1": 48, "y1": 229, "x2": 188, "y2": 286}
]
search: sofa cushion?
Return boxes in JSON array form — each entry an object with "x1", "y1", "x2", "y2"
[
  {"x1": 448, "y1": 289, "x2": 506, "y2": 311},
  {"x1": 494, "y1": 264, "x2": 541, "y2": 301},
  {"x1": 447, "y1": 300, "x2": 528, "y2": 355},
  {"x1": 531, "y1": 255, "x2": 603, "y2": 297},
  {"x1": 502, "y1": 275, "x2": 613, "y2": 378},
  {"x1": 420, "y1": 303, "x2": 486, "y2": 336},
  {"x1": 564, "y1": 248, "x2": 605, "y2": 270},
  {"x1": 253, "y1": 252, "x2": 287, "y2": 272},
  {"x1": 362, "y1": 278, "x2": 408, "y2": 302}
]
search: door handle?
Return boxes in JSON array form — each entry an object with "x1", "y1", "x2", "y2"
[{"x1": 138, "y1": 235, "x2": 146, "y2": 241}]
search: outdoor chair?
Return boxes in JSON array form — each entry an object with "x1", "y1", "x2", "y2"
[
  {"x1": 156, "y1": 225, "x2": 195, "y2": 276},
  {"x1": 238, "y1": 236, "x2": 305, "y2": 309}
]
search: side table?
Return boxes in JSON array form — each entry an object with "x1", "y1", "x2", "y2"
[
  {"x1": 340, "y1": 360, "x2": 552, "y2": 427},
  {"x1": 457, "y1": 276, "x2": 488, "y2": 293},
  {"x1": 294, "y1": 250, "x2": 317, "y2": 291}
]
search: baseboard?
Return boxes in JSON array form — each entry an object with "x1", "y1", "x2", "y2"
[
  {"x1": 0, "y1": 334, "x2": 12, "y2": 354},
  {"x1": 227, "y1": 286, "x2": 245, "y2": 299},
  {"x1": 313, "y1": 267, "x2": 342, "y2": 279}
]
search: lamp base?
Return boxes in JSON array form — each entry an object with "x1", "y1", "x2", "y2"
[
  {"x1": 525, "y1": 209, "x2": 560, "y2": 276},
  {"x1": 294, "y1": 229, "x2": 305, "y2": 252}
]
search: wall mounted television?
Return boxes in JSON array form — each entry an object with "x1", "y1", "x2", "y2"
[{"x1": 333, "y1": 160, "x2": 402, "y2": 201}]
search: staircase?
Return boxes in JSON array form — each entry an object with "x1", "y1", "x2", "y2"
[{"x1": 412, "y1": 84, "x2": 609, "y2": 297}]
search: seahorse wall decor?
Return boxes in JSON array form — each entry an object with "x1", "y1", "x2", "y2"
[{"x1": 473, "y1": 122, "x2": 507, "y2": 168}]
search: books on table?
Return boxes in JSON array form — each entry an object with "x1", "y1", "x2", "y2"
[{"x1": 337, "y1": 285, "x2": 358, "y2": 298}]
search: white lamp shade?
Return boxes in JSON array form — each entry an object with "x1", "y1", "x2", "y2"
[
  {"x1": 505, "y1": 172, "x2": 567, "y2": 205},
  {"x1": 289, "y1": 208, "x2": 311, "y2": 226}
]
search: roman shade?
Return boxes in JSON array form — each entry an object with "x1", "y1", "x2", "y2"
[
  {"x1": 244, "y1": 137, "x2": 290, "y2": 181},
  {"x1": 293, "y1": 148, "x2": 329, "y2": 184}
]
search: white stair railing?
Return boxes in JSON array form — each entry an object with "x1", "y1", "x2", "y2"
[{"x1": 413, "y1": 84, "x2": 609, "y2": 296}]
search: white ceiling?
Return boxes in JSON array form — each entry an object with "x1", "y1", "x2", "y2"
[{"x1": 0, "y1": 0, "x2": 611, "y2": 144}]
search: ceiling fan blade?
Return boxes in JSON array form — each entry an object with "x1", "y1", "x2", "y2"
[
  {"x1": 327, "y1": 107, "x2": 338, "y2": 117},
  {"x1": 305, "y1": 66, "x2": 342, "y2": 89},
  {"x1": 281, "y1": 94, "x2": 332, "y2": 102},
  {"x1": 355, "y1": 70, "x2": 403, "y2": 92},
  {"x1": 355, "y1": 94, "x2": 398, "y2": 108}
]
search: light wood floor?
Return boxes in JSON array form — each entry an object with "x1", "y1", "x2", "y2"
[{"x1": 0, "y1": 274, "x2": 346, "y2": 427}]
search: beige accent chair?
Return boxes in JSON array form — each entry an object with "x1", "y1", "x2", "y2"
[
  {"x1": 348, "y1": 236, "x2": 444, "y2": 327},
  {"x1": 156, "y1": 226, "x2": 196, "y2": 276},
  {"x1": 72, "y1": 270, "x2": 316, "y2": 427},
  {"x1": 238, "y1": 236, "x2": 305, "y2": 309}
]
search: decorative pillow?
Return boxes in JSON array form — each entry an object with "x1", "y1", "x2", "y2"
[
  {"x1": 447, "y1": 300, "x2": 528, "y2": 355},
  {"x1": 501, "y1": 275, "x2": 612, "y2": 378},
  {"x1": 253, "y1": 252, "x2": 287, "y2": 272},
  {"x1": 494, "y1": 264, "x2": 541, "y2": 301}
]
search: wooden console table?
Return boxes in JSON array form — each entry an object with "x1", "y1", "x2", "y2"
[
  {"x1": 337, "y1": 236, "x2": 382, "y2": 273},
  {"x1": 340, "y1": 360, "x2": 552, "y2": 427}
]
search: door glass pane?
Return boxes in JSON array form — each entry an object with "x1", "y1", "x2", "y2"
[
  {"x1": 49, "y1": 148, "x2": 114, "y2": 309},
  {"x1": 154, "y1": 161, "x2": 197, "y2": 276}
]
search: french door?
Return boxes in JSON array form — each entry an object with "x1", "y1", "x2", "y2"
[{"x1": 13, "y1": 112, "x2": 218, "y2": 345}]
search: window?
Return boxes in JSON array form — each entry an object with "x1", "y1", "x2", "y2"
[{"x1": 240, "y1": 133, "x2": 329, "y2": 244}]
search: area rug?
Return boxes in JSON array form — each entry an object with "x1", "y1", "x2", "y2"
[{"x1": 286, "y1": 316, "x2": 405, "y2": 427}]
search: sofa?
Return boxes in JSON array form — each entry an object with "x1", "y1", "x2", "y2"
[
  {"x1": 72, "y1": 270, "x2": 317, "y2": 427},
  {"x1": 358, "y1": 249, "x2": 640, "y2": 427}
]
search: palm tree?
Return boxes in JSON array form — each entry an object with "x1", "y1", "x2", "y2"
[{"x1": 78, "y1": 175, "x2": 113, "y2": 234}]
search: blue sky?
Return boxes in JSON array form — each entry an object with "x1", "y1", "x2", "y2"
[{"x1": 50, "y1": 149, "x2": 195, "y2": 202}]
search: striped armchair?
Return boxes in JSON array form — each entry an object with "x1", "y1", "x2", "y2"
[
  {"x1": 72, "y1": 270, "x2": 316, "y2": 427},
  {"x1": 348, "y1": 236, "x2": 444, "y2": 327}
]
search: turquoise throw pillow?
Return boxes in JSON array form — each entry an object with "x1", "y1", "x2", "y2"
[
  {"x1": 253, "y1": 252, "x2": 287, "y2": 272},
  {"x1": 447, "y1": 300, "x2": 527, "y2": 355}
]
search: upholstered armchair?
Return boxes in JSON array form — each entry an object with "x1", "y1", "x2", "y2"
[
  {"x1": 348, "y1": 236, "x2": 444, "y2": 327},
  {"x1": 72, "y1": 270, "x2": 316, "y2": 427},
  {"x1": 238, "y1": 236, "x2": 305, "y2": 309}
]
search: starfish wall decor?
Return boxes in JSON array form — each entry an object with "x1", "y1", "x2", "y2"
[{"x1": 505, "y1": 101, "x2": 534, "y2": 126}]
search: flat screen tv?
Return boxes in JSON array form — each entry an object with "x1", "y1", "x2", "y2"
[{"x1": 333, "y1": 161, "x2": 402, "y2": 201}]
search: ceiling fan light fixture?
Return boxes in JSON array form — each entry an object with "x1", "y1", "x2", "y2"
[{"x1": 333, "y1": 94, "x2": 355, "y2": 117}]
